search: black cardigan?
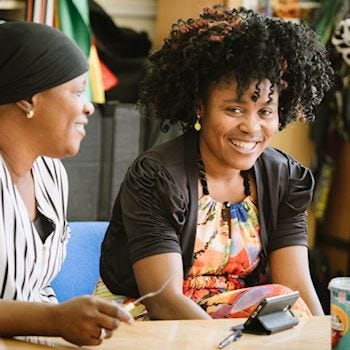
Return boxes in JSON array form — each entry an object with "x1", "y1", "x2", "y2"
[{"x1": 101, "y1": 131, "x2": 314, "y2": 297}]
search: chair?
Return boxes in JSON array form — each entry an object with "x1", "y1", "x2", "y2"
[{"x1": 51, "y1": 221, "x2": 109, "y2": 303}]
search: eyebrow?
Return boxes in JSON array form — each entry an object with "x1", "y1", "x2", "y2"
[
  {"x1": 222, "y1": 98, "x2": 277, "y2": 105},
  {"x1": 223, "y1": 97, "x2": 243, "y2": 103}
]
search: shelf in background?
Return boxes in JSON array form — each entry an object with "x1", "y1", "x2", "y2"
[{"x1": 0, "y1": 0, "x2": 25, "y2": 10}]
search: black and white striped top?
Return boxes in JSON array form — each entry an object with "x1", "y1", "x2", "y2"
[{"x1": 0, "y1": 155, "x2": 70, "y2": 303}]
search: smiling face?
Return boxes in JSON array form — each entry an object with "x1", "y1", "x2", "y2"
[
  {"x1": 198, "y1": 78, "x2": 279, "y2": 172},
  {"x1": 30, "y1": 73, "x2": 94, "y2": 158}
]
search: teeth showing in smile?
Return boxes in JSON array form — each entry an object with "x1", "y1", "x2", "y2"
[
  {"x1": 230, "y1": 140, "x2": 256, "y2": 150},
  {"x1": 75, "y1": 123, "x2": 85, "y2": 132}
]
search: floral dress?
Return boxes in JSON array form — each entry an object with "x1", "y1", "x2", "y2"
[
  {"x1": 183, "y1": 194, "x2": 310, "y2": 318},
  {"x1": 94, "y1": 193, "x2": 311, "y2": 319}
]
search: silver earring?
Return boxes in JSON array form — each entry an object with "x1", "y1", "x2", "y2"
[{"x1": 26, "y1": 109, "x2": 34, "y2": 119}]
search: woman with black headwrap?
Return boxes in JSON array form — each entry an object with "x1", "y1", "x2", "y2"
[{"x1": 0, "y1": 22, "x2": 131, "y2": 345}]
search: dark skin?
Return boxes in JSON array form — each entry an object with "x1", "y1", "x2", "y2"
[
  {"x1": 0, "y1": 75, "x2": 133, "y2": 345},
  {"x1": 0, "y1": 297, "x2": 132, "y2": 346},
  {"x1": 134, "y1": 5, "x2": 332, "y2": 320},
  {"x1": 133, "y1": 78, "x2": 323, "y2": 320}
]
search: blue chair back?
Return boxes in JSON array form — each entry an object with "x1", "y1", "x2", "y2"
[{"x1": 51, "y1": 221, "x2": 108, "y2": 303}]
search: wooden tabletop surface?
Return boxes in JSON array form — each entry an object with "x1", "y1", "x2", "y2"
[{"x1": 2, "y1": 316, "x2": 331, "y2": 350}]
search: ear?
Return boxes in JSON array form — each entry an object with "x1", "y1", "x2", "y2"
[
  {"x1": 196, "y1": 102, "x2": 205, "y2": 117},
  {"x1": 16, "y1": 99, "x2": 33, "y2": 113}
]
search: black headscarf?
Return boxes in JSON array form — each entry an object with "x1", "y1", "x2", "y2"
[{"x1": 0, "y1": 21, "x2": 89, "y2": 105}]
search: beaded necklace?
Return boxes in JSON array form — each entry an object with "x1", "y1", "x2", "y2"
[
  {"x1": 194, "y1": 157, "x2": 252, "y2": 253},
  {"x1": 197, "y1": 158, "x2": 251, "y2": 204}
]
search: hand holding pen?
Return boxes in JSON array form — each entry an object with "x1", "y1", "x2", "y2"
[{"x1": 218, "y1": 330, "x2": 242, "y2": 349}]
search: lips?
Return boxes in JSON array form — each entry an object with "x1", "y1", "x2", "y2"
[
  {"x1": 229, "y1": 139, "x2": 258, "y2": 151},
  {"x1": 75, "y1": 122, "x2": 87, "y2": 135}
]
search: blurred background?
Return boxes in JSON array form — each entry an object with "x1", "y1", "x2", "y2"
[{"x1": 1, "y1": 0, "x2": 349, "y2": 312}]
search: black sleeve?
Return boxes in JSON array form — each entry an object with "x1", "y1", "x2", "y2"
[
  {"x1": 120, "y1": 157, "x2": 186, "y2": 265},
  {"x1": 267, "y1": 157, "x2": 314, "y2": 253}
]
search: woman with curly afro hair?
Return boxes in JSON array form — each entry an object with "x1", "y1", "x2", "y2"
[{"x1": 97, "y1": 6, "x2": 334, "y2": 320}]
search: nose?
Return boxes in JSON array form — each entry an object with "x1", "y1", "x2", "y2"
[
  {"x1": 84, "y1": 100, "x2": 95, "y2": 117},
  {"x1": 239, "y1": 113, "x2": 261, "y2": 134}
]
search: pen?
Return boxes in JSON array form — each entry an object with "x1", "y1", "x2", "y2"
[
  {"x1": 230, "y1": 323, "x2": 244, "y2": 332},
  {"x1": 218, "y1": 330, "x2": 242, "y2": 349}
]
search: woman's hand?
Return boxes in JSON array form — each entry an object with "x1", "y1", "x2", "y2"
[
  {"x1": 53, "y1": 295, "x2": 132, "y2": 346},
  {"x1": 270, "y1": 245, "x2": 324, "y2": 315}
]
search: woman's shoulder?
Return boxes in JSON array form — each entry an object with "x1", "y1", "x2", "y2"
[
  {"x1": 258, "y1": 147, "x2": 311, "y2": 174},
  {"x1": 260, "y1": 146, "x2": 301, "y2": 163},
  {"x1": 140, "y1": 133, "x2": 187, "y2": 164},
  {"x1": 122, "y1": 132, "x2": 193, "y2": 197},
  {"x1": 128, "y1": 133, "x2": 188, "y2": 175},
  {"x1": 257, "y1": 147, "x2": 314, "y2": 192}
]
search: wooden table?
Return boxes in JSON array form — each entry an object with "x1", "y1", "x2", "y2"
[{"x1": 2, "y1": 316, "x2": 331, "y2": 350}]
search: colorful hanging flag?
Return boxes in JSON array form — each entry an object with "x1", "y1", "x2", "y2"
[{"x1": 55, "y1": 0, "x2": 105, "y2": 103}]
